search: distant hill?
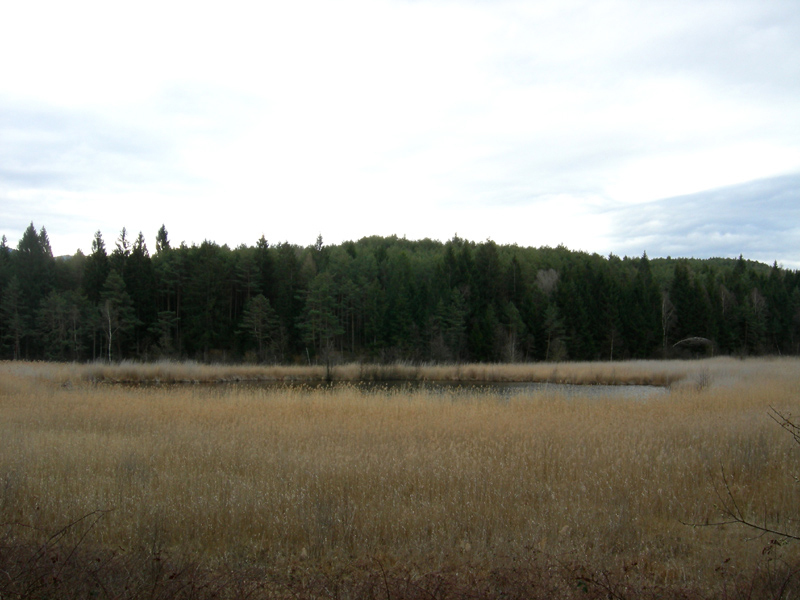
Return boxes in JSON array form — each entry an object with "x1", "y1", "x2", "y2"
[{"x1": 1, "y1": 224, "x2": 797, "y2": 362}]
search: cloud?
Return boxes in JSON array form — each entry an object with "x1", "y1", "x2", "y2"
[
  {"x1": 0, "y1": 102, "x2": 165, "y2": 191},
  {"x1": 604, "y1": 173, "x2": 800, "y2": 267},
  {"x1": 1, "y1": 0, "x2": 799, "y2": 262}
]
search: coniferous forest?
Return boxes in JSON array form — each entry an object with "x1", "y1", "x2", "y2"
[{"x1": 1, "y1": 222, "x2": 798, "y2": 364}]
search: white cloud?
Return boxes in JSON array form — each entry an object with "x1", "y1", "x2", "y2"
[{"x1": 1, "y1": 0, "x2": 799, "y2": 265}]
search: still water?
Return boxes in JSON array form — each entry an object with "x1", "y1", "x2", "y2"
[{"x1": 196, "y1": 379, "x2": 669, "y2": 400}]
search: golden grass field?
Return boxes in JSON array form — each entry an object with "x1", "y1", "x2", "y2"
[{"x1": 1, "y1": 358, "x2": 799, "y2": 598}]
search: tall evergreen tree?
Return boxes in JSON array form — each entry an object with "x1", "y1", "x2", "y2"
[
  {"x1": 670, "y1": 261, "x2": 711, "y2": 346},
  {"x1": 272, "y1": 242, "x2": 304, "y2": 353},
  {"x1": 13, "y1": 223, "x2": 54, "y2": 317},
  {"x1": 627, "y1": 252, "x2": 661, "y2": 357},
  {"x1": 234, "y1": 246, "x2": 261, "y2": 306},
  {"x1": 660, "y1": 291, "x2": 676, "y2": 357},
  {"x1": 36, "y1": 290, "x2": 91, "y2": 361},
  {"x1": 125, "y1": 232, "x2": 156, "y2": 356},
  {"x1": 155, "y1": 225, "x2": 171, "y2": 254},
  {"x1": 298, "y1": 272, "x2": 344, "y2": 364},
  {"x1": 383, "y1": 250, "x2": 416, "y2": 357},
  {"x1": 109, "y1": 227, "x2": 131, "y2": 283},
  {"x1": 83, "y1": 231, "x2": 110, "y2": 305},
  {"x1": 0, "y1": 235, "x2": 10, "y2": 273},
  {"x1": 254, "y1": 235, "x2": 274, "y2": 302},
  {"x1": 38, "y1": 290, "x2": 71, "y2": 360},
  {"x1": 430, "y1": 288, "x2": 468, "y2": 362},
  {"x1": 743, "y1": 287, "x2": 768, "y2": 355},
  {"x1": 0, "y1": 276, "x2": 26, "y2": 359},
  {"x1": 790, "y1": 286, "x2": 800, "y2": 355},
  {"x1": 543, "y1": 303, "x2": 567, "y2": 361},
  {"x1": 183, "y1": 241, "x2": 229, "y2": 361},
  {"x1": 99, "y1": 270, "x2": 137, "y2": 362},
  {"x1": 239, "y1": 294, "x2": 281, "y2": 362},
  {"x1": 38, "y1": 227, "x2": 53, "y2": 258},
  {"x1": 765, "y1": 262, "x2": 791, "y2": 354}
]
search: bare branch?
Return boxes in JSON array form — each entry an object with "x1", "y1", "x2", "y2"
[
  {"x1": 769, "y1": 407, "x2": 800, "y2": 447},
  {"x1": 684, "y1": 463, "x2": 800, "y2": 541}
]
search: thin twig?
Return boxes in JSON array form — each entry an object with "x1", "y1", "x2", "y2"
[
  {"x1": 682, "y1": 465, "x2": 800, "y2": 541},
  {"x1": 374, "y1": 558, "x2": 391, "y2": 600}
]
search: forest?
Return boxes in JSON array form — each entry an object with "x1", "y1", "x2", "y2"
[{"x1": 1, "y1": 222, "x2": 798, "y2": 364}]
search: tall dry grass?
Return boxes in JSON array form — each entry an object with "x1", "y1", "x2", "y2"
[
  {"x1": 0, "y1": 356, "x2": 734, "y2": 386},
  {"x1": 1, "y1": 357, "x2": 800, "y2": 596}
]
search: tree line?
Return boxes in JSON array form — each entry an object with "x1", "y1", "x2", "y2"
[{"x1": 1, "y1": 222, "x2": 798, "y2": 364}]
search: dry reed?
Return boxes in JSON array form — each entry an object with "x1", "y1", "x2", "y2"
[
  {"x1": 1, "y1": 356, "x2": 728, "y2": 386},
  {"x1": 1, "y1": 357, "x2": 799, "y2": 597}
]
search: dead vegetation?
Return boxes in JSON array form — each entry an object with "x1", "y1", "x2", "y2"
[
  {"x1": 1, "y1": 357, "x2": 799, "y2": 598},
  {"x1": 2, "y1": 356, "x2": 714, "y2": 386}
]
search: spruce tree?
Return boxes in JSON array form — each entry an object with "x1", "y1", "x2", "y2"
[
  {"x1": 239, "y1": 294, "x2": 280, "y2": 362},
  {"x1": 13, "y1": 223, "x2": 54, "y2": 321},
  {"x1": 298, "y1": 272, "x2": 343, "y2": 363},
  {"x1": 155, "y1": 224, "x2": 170, "y2": 254},
  {"x1": 126, "y1": 232, "x2": 156, "y2": 356},
  {"x1": 99, "y1": 270, "x2": 137, "y2": 362},
  {"x1": 110, "y1": 228, "x2": 131, "y2": 276},
  {"x1": 0, "y1": 276, "x2": 26, "y2": 359},
  {"x1": 83, "y1": 231, "x2": 110, "y2": 305}
]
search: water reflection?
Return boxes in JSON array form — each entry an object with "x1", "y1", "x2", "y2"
[{"x1": 215, "y1": 379, "x2": 668, "y2": 400}]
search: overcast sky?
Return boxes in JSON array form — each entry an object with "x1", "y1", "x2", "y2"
[{"x1": 1, "y1": 0, "x2": 799, "y2": 267}]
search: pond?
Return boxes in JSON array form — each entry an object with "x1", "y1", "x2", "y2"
[
  {"x1": 155, "y1": 379, "x2": 669, "y2": 400},
  {"x1": 352, "y1": 380, "x2": 666, "y2": 399}
]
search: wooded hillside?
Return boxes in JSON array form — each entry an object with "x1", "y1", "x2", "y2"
[{"x1": 1, "y1": 223, "x2": 797, "y2": 363}]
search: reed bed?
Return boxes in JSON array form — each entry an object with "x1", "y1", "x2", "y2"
[
  {"x1": 1, "y1": 358, "x2": 800, "y2": 598},
  {"x1": 0, "y1": 355, "x2": 750, "y2": 387}
]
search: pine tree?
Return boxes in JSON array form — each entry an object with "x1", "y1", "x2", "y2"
[
  {"x1": 155, "y1": 224, "x2": 171, "y2": 254},
  {"x1": 623, "y1": 252, "x2": 661, "y2": 358},
  {"x1": 298, "y1": 272, "x2": 343, "y2": 364},
  {"x1": 0, "y1": 276, "x2": 26, "y2": 359},
  {"x1": 38, "y1": 227, "x2": 53, "y2": 258},
  {"x1": 37, "y1": 291, "x2": 70, "y2": 360},
  {"x1": 14, "y1": 223, "x2": 54, "y2": 319},
  {"x1": 84, "y1": 231, "x2": 110, "y2": 305},
  {"x1": 36, "y1": 290, "x2": 90, "y2": 361},
  {"x1": 0, "y1": 236, "x2": 11, "y2": 306},
  {"x1": 670, "y1": 261, "x2": 712, "y2": 346},
  {"x1": 125, "y1": 232, "x2": 156, "y2": 356},
  {"x1": 149, "y1": 311, "x2": 179, "y2": 358},
  {"x1": 271, "y1": 242, "x2": 306, "y2": 354},
  {"x1": 110, "y1": 227, "x2": 131, "y2": 275},
  {"x1": 501, "y1": 301, "x2": 527, "y2": 362},
  {"x1": 239, "y1": 294, "x2": 280, "y2": 362},
  {"x1": 543, "y1": 303, "x2": 567, "y2": 362},
  {"x1": 744, "y1": 287, "x2": 768, "y2": 355},
  {"x1": 765, "y1": 262, "x2": 791, "y2": 354},
  {"x1": 790, "y1": 286, "x2": 800, "y2": 355},
  {"x1": 234, "y1": 246, "x2": 262, "y2": 308},
  {"x1": 152, "y1": 240, "x2": 186, "y2": 355},
  {"x1": 99, "y1": 270, "x2": 137, "y2": 362},
  {"x1": 430, "y1": 288, "x2": 468, "y2": 362},
  {"x1": 183, "y1": 241, "x2": 229, "y2": 361},
  {"x1": 254, "y1": 235, "x2": 274, "y2": 302}
]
